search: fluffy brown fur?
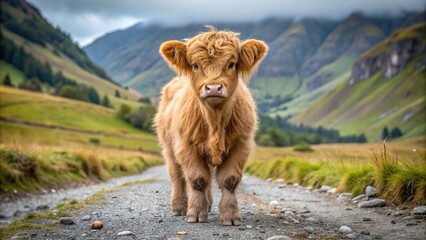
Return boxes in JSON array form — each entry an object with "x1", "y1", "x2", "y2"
[{"x1": 154, "y1": 27, "x2": 268, "y2": 225}]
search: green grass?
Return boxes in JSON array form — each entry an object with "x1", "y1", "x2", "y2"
[
  {"x1": 247, "y1": 142, "x2": 426, "y2": 206},
  {"x1": 0, "y1": 86, "x2": 157, "y2": 137},
  {"x1": 0, "y1": 144, "x2": 162, "y2": 193},
  {"x1": 0, "y1": 60, "x2": 25, "y2": 87},
  {"x1": 271, "y1": 55, "x2": 356, "y2": 116},
  {"x1": 251, "y1": 75, "x2": 300, "y2": 101},
  {"x1": 0, "y1": 178, "x2": 156, "y2": 239}
]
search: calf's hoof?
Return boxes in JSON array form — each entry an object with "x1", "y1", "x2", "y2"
[
  {"x1": 220, "y1": 209, "x2": 241, "y2": 226},
  {"x1": 172, "y1": 210, "x2": 186, "y2": 216},
  {"x1": 186, "y1": 208, "x2": 208, "y2": 223}
]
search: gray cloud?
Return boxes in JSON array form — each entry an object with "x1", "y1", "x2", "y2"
[{"x1": 29, "y1": 0, "x2": 425, "y2": 46}]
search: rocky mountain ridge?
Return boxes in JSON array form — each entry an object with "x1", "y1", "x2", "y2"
[{"x1": 84, "y1": 12, "x2": 424, "y2": 102}]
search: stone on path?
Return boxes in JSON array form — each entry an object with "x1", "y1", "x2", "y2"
[
  {"x1": 117, "y1": 231, "x2": 135, "y2": 236},
  {"x1": 59, "y1": 217, "x2": 74, "y2": 225},
  {"x1": 82, "y1": 215, "x2": 91, "y2": 221},
  {"x1": 365, "y1": 186, "x2": 378, "y2": 197},
  {"x1": 274, "y1": 178, "x2": 284, "y2": 183},
  {"x1": 411, "y1": 206, "x2": 426, "y2": 215},
  {"x1": 302, "y1": 226, "x2": 314, "y2": 234},
  {"x1": 358, "y1": 199, "x2": 386, "y2": 208},
  {"x1": 319, "y1": 185, "x2": 332, "y2": 192},
  {"x1": 352, "y1": 194, "x2": 368, "y2": 203},
  {"x1": 91, "y1": 220, "x2": 103, "y2": 229},
  {"x1": 267, "y1": 236, "x2": 292, "y2": 240},
  {"x1": 338, "y1": 226, "x2": 353, "y2": 234}
]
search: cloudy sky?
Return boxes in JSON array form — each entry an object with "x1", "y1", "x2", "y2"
[{"x1": 29, "y1": 0, "x2": 425, "y2": 46}]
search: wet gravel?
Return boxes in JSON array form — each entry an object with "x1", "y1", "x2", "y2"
[{"x1": 5, "y1": 165, "x2": 426, "y2": 240}]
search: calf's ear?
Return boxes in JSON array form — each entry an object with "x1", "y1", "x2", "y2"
[
  {"x1": 160, "y1": 40, "x2": 191, "y2": 75},
  {"x1": 238, "y1": 40, "x2": 269, "y2": 82}
]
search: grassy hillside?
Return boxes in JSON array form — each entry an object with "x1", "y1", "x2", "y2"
[
  {"x1": 294, "y1": 58, "x2": 425, "y2": 141},
  {"x1": 270, "y1": 55, "x2": 356, "y2": 116},
  {"x1": 0, "y1": 0, "x2": 143, "y2": 104},
  {"x1": 0, "y1": 86, "x2": 159, "y2": 152}
]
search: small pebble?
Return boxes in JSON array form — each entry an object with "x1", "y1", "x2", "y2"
[
  {"x1": 338, "y1": 226, "x2": 352, "y2": 234},
  {"x1": 302, "y1": 226, "x2": 314, "y2": 234},
  {"x1": 391, "y1": 220, "x2": 396, "y2": 224},
  {"x1": 363, "y1": 217, "x2": 371, "y2": 222},
  {"x1": 266, "y1": 236, "x2": 291, "y2": 240},
  {"x1": 360, "y1": 230, "x2": 370, "y2": 235},
  {"x1": 91, "y1": 221, "x2": 103, "y2": 229},
  {"x1": 36, "y1": 205, "x2": 49, "y2": 211},
  {"x1": 177, "y1": 231, "x2": 187, "y2": 235},
  {"x1": 412, "y1": 206, "x2": 426, "y2": 215},
  {"x1": 82, "y1": 215, "x2": 91, "y2": 221},
  {"x1": 270, "y1": 200, "x2": 279, "y2": 206},
  {"x1": 347, "y1": 233, "x2": 356, "y2": 239},
  {"x1": 259, "y1": 229, "x2": 266, "y2": 233},
  {"x1": 365, "y1": 186, "x2": 378, "y2": 197},
  {"x1": 246, "y1": 225, "x2": 252, "y2": 229},
  {"x1": 306, "y1": 217, "x2": 318, "y2": 223},
  {"x1": 319, "y1": 185, "x2": 332, "y2": 192},
  {"x1": 59, "y1": 217, "x2": 74, "y2": 225},
  {"x1": 274, "y1": 178, "x2": 285, "y2": 183},
  {"x1": 238, "y1": 226, "x2": 246, "y2": 231},
  {"x1": 222, "y1": 233, "x2": 229, "y2": 237},
  {"x1": 51, "y1": 210, "x2": 59, "y2": 216},
  {"x1": 358, "y1": 199, "x2": 386, "y2": 208},
  {"x1": 117, "y1": 231, "x2": 135, "y2": 236}
]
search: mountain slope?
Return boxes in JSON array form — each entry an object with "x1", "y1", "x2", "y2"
[
  {"x1": 293, "y1": 23, "x2": 426, "y2": 141},
  {"x1": 0, "y1": 0, "x2": 139, "y2": 100},
  {"x1": 84, "y1": 12, "x2": 422, "y2": 111}
]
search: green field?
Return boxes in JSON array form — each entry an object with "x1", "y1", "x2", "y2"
[
  {"x1": 0, "y1": 86, "x2": 159, "y2": 151},
  {"x1": 0, "y1": 86, "x2": 162, "y2": 194}
]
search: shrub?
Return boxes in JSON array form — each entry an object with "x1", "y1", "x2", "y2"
[
  {"x1": 89, "y1": 138, "x2": 100, "y2": 145},
  {"x1": 293, "y1": 142, "x2": 314, "y2": 152}
]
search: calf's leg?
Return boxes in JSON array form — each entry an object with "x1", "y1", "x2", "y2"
[
  {"x1": 164, "y1": 148, "x2": 187, "y2": 216},
  {"x1": 215, "y1": 144, "x2": 249, "y2": 226},
  {"x1": 180, "y1": 150, "x2": 211, "y2": 223}
]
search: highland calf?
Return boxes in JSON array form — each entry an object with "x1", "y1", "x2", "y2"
[{"x1": 154, "y1": 27, "x2": 268, "y2": 225}]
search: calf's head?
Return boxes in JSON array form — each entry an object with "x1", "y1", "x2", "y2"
[{"x1": 160, "y1": 27, "x2": 268, "y2": 107}]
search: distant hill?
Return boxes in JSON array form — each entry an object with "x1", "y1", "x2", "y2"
[
  {"x1": 0, "y1": 0, "x2": 141, "y2": 103},
  {"x1": 84, "y1": 12, "x2": 424, "y2": 109},
  {"x1": 292, "y1": 23, "x2": 426, "y2": 141}
]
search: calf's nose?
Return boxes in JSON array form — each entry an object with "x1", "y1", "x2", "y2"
[{"x1": 205, "y1": 84, "x2": 223, "y2": 95}]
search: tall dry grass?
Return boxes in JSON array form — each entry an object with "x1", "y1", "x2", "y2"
[{"x1": 246, "y1": 141, "x2": 426, "y2": 206}]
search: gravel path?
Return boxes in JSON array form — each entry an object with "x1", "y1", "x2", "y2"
[{"x1": 6, "y1": 165, "x2": 426, "y2": 240}]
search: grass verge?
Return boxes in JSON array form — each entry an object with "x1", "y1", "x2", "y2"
[
  {"x1": 0, "y1": 178, "x2": 156, "y2": 239},
  {"x1": 0, "y1": 144, "x2": 162, "y2": 193},
  {"x1": 246, "y1": 142, "x2": 426, "y2": 206}
]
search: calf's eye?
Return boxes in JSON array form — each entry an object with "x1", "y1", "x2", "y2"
[
  {"x1": 228, "y1": 62, "x2": 235, "y2": 69},
  {"x1": 193, "y1": 63, "x2": 198, "y2": 70}
]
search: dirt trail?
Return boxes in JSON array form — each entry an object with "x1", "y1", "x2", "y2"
[{"x1": 5, "y1": 165, "x2": 426, "y2": 240}]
